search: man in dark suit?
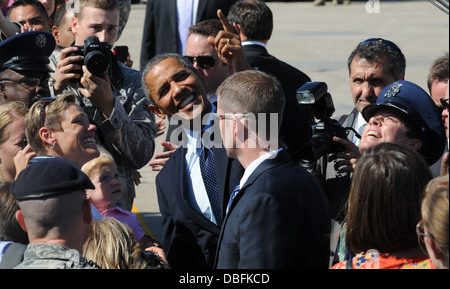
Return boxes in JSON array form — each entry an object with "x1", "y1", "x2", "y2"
[
  {"x1": 142, "y1": 53, "x2": 244, "y2": 269},
  {"x1": 214, "y1": 70, "x2": 330, "y2": 269},
  {"x1": 140, "y1": 0, "x2": 237, "y2": 71},
  {"x1": 227, "y1": 0, "x2": 312, "y2": 161}
]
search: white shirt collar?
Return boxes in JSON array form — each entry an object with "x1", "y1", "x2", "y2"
[
  {"x1": 239, "y1": 148, "x2": 282, "y2": 189},
  {"x1": 242, "y1": 40, "x2": 267, "y2": 48}
]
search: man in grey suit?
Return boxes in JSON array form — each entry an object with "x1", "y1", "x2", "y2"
[{"x1": 215, "y1": 70, "x2": 330, "y2": 269}]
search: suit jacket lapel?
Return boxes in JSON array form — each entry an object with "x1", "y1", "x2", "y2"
[
  {"x1": 222, "y1": 150, "x2": 291, "y2": 222},
  {"x1": 173, "y1": 147, "x2": 220, "y2": 234},
  {"x1": 196, "y1": 0, "x2": 208, "y2": 23}
]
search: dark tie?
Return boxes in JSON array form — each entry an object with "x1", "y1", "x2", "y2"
[
  {"x1": 199, "y1": 147, "x2": 222, "y2": 227},
  {"x1": 226, "y1": 185, "x2": 241, "y2": 214}
]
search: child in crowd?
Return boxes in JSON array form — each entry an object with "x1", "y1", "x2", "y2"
[{"x1": 81, "y1": 153, "x2": 159, "y2": 251}]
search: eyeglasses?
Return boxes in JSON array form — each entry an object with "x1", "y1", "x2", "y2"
[
  {"x1": 216, "y1": 113, "x2": 249, "y2": 120},
  {"x1": 185, "y1": 55, "x2": 219, "y2": 70},
  {"x1": 0, "y1": 78, "x2": 41, "y2": 92},
  {"x1": 40, "y1": 97, "x2": 56, "y2": 127},
  {"x1": 359, "y1": 38, "x2": 402, "y2": 54},
  {"x1": 440, "y1": 98, "x2": 449, "y2": 110}
]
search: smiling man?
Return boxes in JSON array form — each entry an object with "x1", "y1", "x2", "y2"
[
  {"x1": 142, "y1": 53, "x2": 244, "y2": 269},
  {"x1": 52, "y1": 0, "x2": 156, "y2": 211}
]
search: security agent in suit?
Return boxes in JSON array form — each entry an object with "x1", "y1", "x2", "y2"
[
  {"x1": 227, "y1": 0, "x2": 312, "y2": 161},
  {"x1": 140, "y1": 0, "x2": 238, "y2": 72},
  {"x1": 214, "y1": 70, "x2": 330, "y2": 269},
  {"x1": 142, "y1": 53, "x2": 244, "y2": 269},
  {"x1": 0, "y1": 31, "x2": 54, "y2": 107}
]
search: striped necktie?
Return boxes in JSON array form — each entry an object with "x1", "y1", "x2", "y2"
[{"x1": 226, "y1": 185, "x2": 241, "y2": 214}]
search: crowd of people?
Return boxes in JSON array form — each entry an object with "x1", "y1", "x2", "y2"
[{"x1": 0, "y1": 0, "x2": 448, "y2": 270}]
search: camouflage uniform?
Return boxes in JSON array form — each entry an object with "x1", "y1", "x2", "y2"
[
  {"x1": 65, "y1": 62, "x2": 156, "y2": 211},
  {"x1": 117, "y1": 0, "x2": 131, "y2": 41},
  {"x1": 14, "y1": 243, "x2": 99, "y2": 269}
]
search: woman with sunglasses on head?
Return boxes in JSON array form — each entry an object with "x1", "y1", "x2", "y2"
[
  {"x1": 0, "y1": 101, "x2": 36, "y2": 184},
  {"x1": 418, "y1": 175, "x2": 449, "y2": 269},
  {"x1": 25, "y1": 93, "x2": 100, "y2": 169}
]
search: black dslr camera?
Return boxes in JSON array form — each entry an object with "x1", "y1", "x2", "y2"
[
  {"x1": 296, "y1": 82, "x2": 349, "y2": 169},
  {"x1": 69, "y1": 36, "x2": 112, "y2": 82}
]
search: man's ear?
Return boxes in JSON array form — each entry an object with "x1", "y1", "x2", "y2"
[
  {"x1": 148, "y1": 104, "x2": 166, "y2": 120},
  {"x1": 15, "y1": 210, "x2": 28, "y2": 233},
  {"x1": 39, "y1": 127, "x2": 55, "y2": 147},
  {"x1": 72, "y1": 16, "x2": 78, "y2": 34}
]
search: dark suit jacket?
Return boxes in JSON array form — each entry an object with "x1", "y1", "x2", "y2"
[
  {"x1": 156, "y1": 145, "x2": 244, "y2": 269},
  {"x1": 243, "y1": 44, "x2": 312, "y2": 160},
  {"x1": 215, "y1": 150, "x2": 331, "y2": 269},
  {"x1": 140, "y1": 0, "x2": 237, "y2": 71}
]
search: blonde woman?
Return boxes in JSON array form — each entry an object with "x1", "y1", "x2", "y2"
[
  {"x1": 418, "y1": 176, "x2": 449, "y2": 269},
  {"x1": 0, "y1": 101, "x2": 35, "y2": 184}
]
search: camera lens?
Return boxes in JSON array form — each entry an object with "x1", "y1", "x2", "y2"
[{"x1": 84, "y1": 51, "x2": 109, "y2": 76}]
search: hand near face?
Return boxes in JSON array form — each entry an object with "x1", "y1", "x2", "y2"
[{"x1": 208, "y1": 9, "x2": 251, "y2": 72}]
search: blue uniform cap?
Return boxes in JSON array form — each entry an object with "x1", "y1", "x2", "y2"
[
  {"x1": 11, "y1": 157, "x2": 95, "y2": 202},
  {"x1": 0, "y1": 31, "x2": 55, "y2": 72},
  {"x1": 362, "y1": 80, "x2": 446, "y2": 165}
]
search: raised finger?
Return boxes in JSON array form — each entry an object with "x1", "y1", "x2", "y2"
[{"x1": 217, "y1": 9, "x2": 234, "y2": 33}]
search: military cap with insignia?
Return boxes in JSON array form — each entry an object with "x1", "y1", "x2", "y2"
[
  {"x1": 11, "y1": 157, "x2": 95, "y2": 202},
  {"x1": 0, "y1": 31, "x2": 55, "y2": 72},
  {"x1": 362, "y1": 80, "x2": 446, "y2": 165}
]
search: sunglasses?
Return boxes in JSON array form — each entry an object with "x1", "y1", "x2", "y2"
[
  {"x1": 185, "y1": 55, "x2": 219, "y2": 69},
  {"x1": 440, "y1": 98, "x2": 449, "y2": 110},
  {"x1": 359, "y1": 38, "x2": 402, "y2": 54},
  {"x1": 40, "y1": 97, "x2": 56, "y2": 127},
  {"x1": 0, "y1": 78, "x2": 41, "y2": 92}
]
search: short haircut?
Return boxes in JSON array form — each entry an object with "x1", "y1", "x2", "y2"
[
  {"x1": 25, "y1": 93, "x2": 77, "y2": 156},
  {"x1": 53, "y1": 1, "x2": 70, "y2": 29},
  {"x1": 76, "y1": 0, "x2": 118, "y2": 20},
  {"x1": 347, "y1": 40, "x2": 406, "y2": 81},
  {"x1": 227, "y1": 0, "x2": 273, "y2": 41},
  {"x1": 427, "y1": 52, "x2": 449, "y2": 92},
  {"x1": 217, "y1": 70, "x2": 285, "y2": 133},
  {"x1": 189, "y1": 19, "x2": 224, "y2": 38},
  {"x1": 141, "y1": 53, "x2": 197, "y2": 102},
  {"x1": 8, "y1": 0, "x2": 49, "y2": 21},
  {"x1": 345, "y1": 143, "x2": 432, "y2": 253}
]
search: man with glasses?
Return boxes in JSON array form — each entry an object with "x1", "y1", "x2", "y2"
[
  {"x1": 0, "y1": 31, "x2": 54, "y2": 107},
  {"x1": 214, "y1": 70, "x2": 330, "y2": 269}
]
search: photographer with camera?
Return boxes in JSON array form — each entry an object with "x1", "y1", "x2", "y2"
[{"x1": 52, "y1": 0, "x2": 156, "y2": 211}]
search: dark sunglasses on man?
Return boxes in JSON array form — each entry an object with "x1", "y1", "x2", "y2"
[{"x1": 185, "y1": 55, "x2": 219, "y2": 70}]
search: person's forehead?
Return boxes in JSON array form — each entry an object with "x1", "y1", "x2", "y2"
[
  {"x1": 149, "y1": 58, "x2": 191, "y2": 83},
  {"x1": 79, "y1": 6, "x2": 119, "y2": 24}
]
